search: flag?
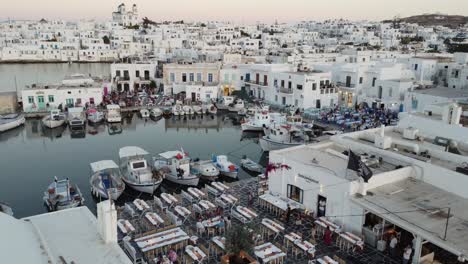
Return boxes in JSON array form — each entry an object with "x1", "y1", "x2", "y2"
[{"x1": 347, "y1": 150, "x2": 373, "y2": 182}]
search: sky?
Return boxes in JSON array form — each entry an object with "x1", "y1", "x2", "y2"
[{"x1": 1, "y1": 0, "x2": 468, "y2": 23}]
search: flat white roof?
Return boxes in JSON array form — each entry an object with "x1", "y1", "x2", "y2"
[
  {"x1": 0, "y1": 207, "x2": 131, "y2": 264},
  {"x1": 119, "y1": 146, "x2": 149, "y2": 158},
  {"x1": 352, "y1": 178, "x2": 468, "y2": 256}
]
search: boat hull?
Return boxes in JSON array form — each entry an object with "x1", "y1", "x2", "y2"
[
  {"x1": 164, "y1": 174, "x2": 200, "y2": 186},
  {"x1": 0, "y1": 115, "x2": 25, "y2": 132},
  {"x1": 42, "y1": 118, "x2": 65, "y2": 128},
  {"x1": 259, "y1": 136, "x2": 302, "y2": 152},
  {"x1": 241, "y1": 123, "x2": 264, "y2": 132},
  {"x1": 122, "y1": 177, "x2": 161, "y2": 194},
  {"x1": 220, "y1": 170, "x2": 238, "y2": 179}
]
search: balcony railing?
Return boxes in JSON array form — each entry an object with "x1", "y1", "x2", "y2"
[
  {"x1": 336, "y1": 82, "x2": 355, "y2": 88},
  {"x1": 245, "y1": 80, "x2": 268, "y2": 86},
  {"x1": 278, "y1": 87, "x2": 293, "y2": 94}
]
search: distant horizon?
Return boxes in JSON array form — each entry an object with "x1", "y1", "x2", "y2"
[{"x1": 1, "y1": 0, "x2": 468, "y2": 23}]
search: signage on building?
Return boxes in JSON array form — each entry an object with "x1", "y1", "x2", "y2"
[{"x1": 297, "y1": 173, "x2": 319, "y2": 184}]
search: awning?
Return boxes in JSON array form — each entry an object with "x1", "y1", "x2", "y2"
[
  {"x1": 119, "y1": 146, "x2": 149, "y2": 159},
  {"x1": 90, "y1": 160, "x2": 118, "y2": 173}
]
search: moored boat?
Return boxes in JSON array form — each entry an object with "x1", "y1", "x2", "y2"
[
  {"x1": 43, "y1": 177, "x2": 84, "y2": 211},
  {"x1": 259, "y1": 124, "x2": 312, "y2": 152},
  {"x1": 42, "y1": 110, "x2": 66, "y2": 128},
  {"x1": 183, "y1": 105, "x2": 194, "y2": 115},
  {"x1": 191, "y1": 159, "x2": 219, "y2": 181},
  {"x1": 119, "y1": 146, "x2": 163, "y2": 194},
  {"x1": 212, "y1": 155, "x2": 239, "y2": 179},
  {"x1": 87, "y1": 108, "x2": 104, "y2": 123},
  {"x1": 240, "y1": 156, "x2": 264, "y2": 174},
  {"x1": 68, "y1": 107, "x2": 86, "y2": 128},
  {"x1": 150, "y1": 107, "x2": 162, "y2": 118},
  {"x1": 89, "y1": 160, "x2": 125, "y2": 200},
  {"x1": 0, "y1": 113, "x2": 25, "y2": 132},
  {"x1": 153, "y1": 150, "x2": 200, "y2": 186},
  {"x1": 106, "y1": 104, "x2": 122, "y2": 123},
  {"x1": 140, "y1": 109, "x2": 150, "y2": 118}
]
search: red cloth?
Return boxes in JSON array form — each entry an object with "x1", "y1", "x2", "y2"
[{"x1": 324, "y1": 229, "x2": 333, "y2": 245}]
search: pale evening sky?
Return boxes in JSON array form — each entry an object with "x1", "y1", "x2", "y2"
[{"x1": 1, "y1": 0, "x2": 468, "y2": 23}]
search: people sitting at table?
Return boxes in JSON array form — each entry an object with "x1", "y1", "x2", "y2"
[
  {"x1": 217, "y1": 218, "x2": 226, "y2": 234},
  {"x1": 168, "y1": 248, "x2": 177, "y2": 263},
  {"x1": 196, "y1": 218, "x2": 205, "y2": 236},
  {"x1": 324, "y1": 226, "x2": 333, "y2": 246},
  {"x1": 225, "y1": 216, "x2": 232, "y2": 230}
]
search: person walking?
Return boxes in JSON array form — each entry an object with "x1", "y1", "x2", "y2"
[
  {"x1": 389, "y1": 235, "x2": 398, "y2": 258},
  {"x1": 403, "y1": 245, "x2": 412, "y2": 264},
  {"x1": 286, "y1": 205, "x2": 291, "y2": 223}
]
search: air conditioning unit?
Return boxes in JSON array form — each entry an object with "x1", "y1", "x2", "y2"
[{"x1": 403, "y1": 127, "x2": 419, "y2": 140}]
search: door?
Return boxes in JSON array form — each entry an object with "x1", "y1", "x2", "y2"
[
  {"x1": 37, "y1": 96, "x2": 45, "y2": 109},
  {"x1": 245, "y1": 73, "x2": 250, "y2": 82},
  {"x1": 66, "y1": 98, "x2": 74, "y2": 107},
  {"x1": 263, "y1": 75, "x2": 268, "y2": 85},
  {"x1": 316, "y1": 99, "x2": 321, "y2": 109},
  {"x1": 255, "y1": 73, "x2": 260, "y2": 84},
  {"x1": 378, "y1": 86, "x2": 383, "y2": 99},
  {"x1": 317, "y1": 195, "x2": 327, "y2": 217},
  {"x1": 346, "y1": 76, "x2": 351, "y2": 87},
  {"x1": 191, "y1": 92, "x2": 196, "y2": 102}
]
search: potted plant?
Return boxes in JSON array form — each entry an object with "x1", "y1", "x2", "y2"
[{"x1": 221, "y1": 224, "x2": 257, "y2": 264}]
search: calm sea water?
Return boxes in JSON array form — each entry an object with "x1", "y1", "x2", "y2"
[
  {"x1": 0, "y1": 114, "x2": 265, "y2": 218},
  {"x1": 0, "y1": 63, "x2": 111, "y2": 92}
]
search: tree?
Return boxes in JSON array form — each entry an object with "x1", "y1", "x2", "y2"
[
  {"x1": 102, "y1": 36, "x2": 110, "y2": 45},
  {"x1": 225, "y1": 224, "x2": 254, "y2": 264}
]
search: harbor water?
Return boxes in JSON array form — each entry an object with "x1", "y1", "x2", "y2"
[{"x1": 0, "y1": 113, "x2": 265, "y2": 218}]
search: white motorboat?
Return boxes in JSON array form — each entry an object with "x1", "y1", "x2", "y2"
[
  {"x1": 0, "y1": 113, "x2": 25, "y2": 132},
  {"x1": 240, "y1": 157, "x2": 264, "y2": 174},
  {"x1": 140, "y1": 109, "x2": 150, "y2": 118},
  {"x1": 212, "y1": 155, "x2": 239, "y2": 179},
  {"x1": 228, "y1": 98, "x2": 245, "y2": 113},
  {"x1": 162, "y1": 106, "x2": 172, "y2": 117},
  {"x1": 191, "y1": 159, "x2": 219, "y2": 181},
  {"x1": 259, "y1": 125, "x2": 312, "y2": 152},
  {"x1": 217, "y1": 96, "x2": 235, "y2": 110},
  {"x1": 150, "y1": 107, "x2": 162, "y2": 118},
  {"x1": 208, "y1": 104, "x2": 217, "y2": 115},
  {"x1": 183, "y1": 105, "x2": 194, "y2": 115},
  {"x1": 238, "y1": 108, "x2": 247, "y2": 116},
  {"x1": 193, "y1": 105, "x2": 203, "y2": 115},
  {"x1": 119, "y1": 146, "x2": 163, "y2": 194},
  {"x1": 241, "y1": 110, "x2": 271, "y2": 132},
  {"x1": 173, "y1": 104, "x2": 183, "y2": 116},
  {"x1": 201, "y1": 104, "x2": 208, "y2": 115},
  {"x1": 153, "y1": 150, "x2": 200, "y2": 186},
  {"x1": 87, "y1": 108, "x2": 104, "y2": 123},
  {"x1": 106, "y1": 104, "x2": 122, "y2": 123},
  {"x1": 43, "y1": 177, "x2": 84, "y2": 211},
  {"x1": 89, "y1": 160, "x2": 125, "y2": 200},
  {"x1": 262, "y1": 113, "x2": 288, "y2": 135},
  {"x1": 68, "y1": 107, "x2": 86, "y2": 128},
  {"x1": 42, "y1": 110, "x2": 66, "y2": 128}
]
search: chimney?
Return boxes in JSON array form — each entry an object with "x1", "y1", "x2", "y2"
[{"x1": 97, "y1": 200, "x2": 117, "y2": 244}]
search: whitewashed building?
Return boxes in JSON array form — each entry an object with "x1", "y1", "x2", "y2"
[{"x1": 111, "y1": 62, "x2": 157, "y2": 92}]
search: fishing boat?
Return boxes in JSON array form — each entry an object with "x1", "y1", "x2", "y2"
[
  {"x1": 0, "y1": 113, "x2": 25, "y2": 132},
  {"x1": 259, "y1": 124, "x2": 312, "y2": 152},
  {"x1": 183, "y1": 105, "x2": 194, "y2": 115},
  {"x1": 140, "y1": 109, "x2": 150, "y2": 118},
  {"x1": 150, "y1": 107, "x2": 163, "y2": 118},
  {"x1": 193, "y1": 105, "x2": 203, "y2": 115},
  {"x1": 153, "y1": 150, "x2": 200, "y2": 186},
  {"x1": 68, "y1": 107, "x2": 86, "y2": 128},
  {"x1": 208, "y1": 104, "x2": 217, "y2": 115},
  {"x1": 173, "y1": 104, "x2": 183, "y2": 116},
  {"x1": 42, "y1": 109, "x2": 66, "y2": 128},
  {"x1": 87, "y1": 108, "x2": 104, "y2": 123},
  {"x1": 89, "y1": 160, "x2": 125, "y2": 200},
  {"x1": 201, "y1": 104, "x2": 208, "y2": 115},
  {"x1": 119, "y1": 146, "x2": 163, "y2": 194},
  {"x1": 106, "y1": 104, "x2": 122, "y2": 123},
  {"x1": 191, "y1": 159, "x2": 219, "y2": 181},
  {"x1": 241, "y1": 110, "x2": 271, "y2": 132},
  {"x1": 212, "y1": 155, "x2": 239, "y2": 179},
  {"x1": 162, "y1": 106, "x2": 172, "y2": 117},
  {"x1": 43, "y1": 177, "x2": 84, "y2": 211},
  {"x1": 240, "y1": 156, "x2": 264, "y2": 174},
  {"x1": 228, "y1": 98, "x2": 245, "y2": 113}
]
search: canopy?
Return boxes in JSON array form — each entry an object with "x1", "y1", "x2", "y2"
[
  {"x1": 119, "y1": 146, "x2": 149, "y2": 159},
  {"x1": 90, "y1": 160, "x2": 119, "y2": 173}
]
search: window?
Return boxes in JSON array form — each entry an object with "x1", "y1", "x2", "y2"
[
  {"x1": 359, "y1": 77, "x2": 363, "y2": 84},
  {"x1": 296, "y1": 84, "x2": 303, "y2": 90},
  {"x1": 389, "y1": 88, "x2": 393, "y2": 97},
  {"x1": 281, "y1": 80, "x2": 285, "y2": 88},
  {"x1": 170, "y1": 73, "x2": 175, "y2": 82},
  {"x1": 28, "y1": 96, "x2": 34, "y2": 104},
  {"x1": 287, "y1": 184, "x2": 303, "y2": 203},
  {"x1": 275, "y1": 95, "x2": 278, "y2": 102},
  {"x1": 197, "y1": 73, "x2": 202, "y2": 82},
  {"x1": 189, "y1": 73, "x2": 194, "y2": 82},
  {"x1": 372, "y1": 77, "x2": 377, "y2": 87},
  {"x1": 312, "y1": 83, "x2": 317, "y2": 90},
  {"x1": 274, "y1": 79, "x2": 278, "y2": 87},
  {"x1": 116, "y1": 70, "x2": 121, "y2": 77},
  {"x1": 135, "y1": 70, "x2": 140, "y2": 78},
  {"x1": 208, "y1": 73, "x2": 213, "y2": 83},
  {"x1": 288, "y1": 81, "x2": 292, "y2": 89},
  {"x1": 48, "y1": 95, "x2": 54, "y2": 103},
  {"x1": 414, "y1": 64, "x2": 418, "y2": 70},
  {"x1": 144, "y1": 70, "x2": 150, "y2": 80},
  {"x1": 182, "y1": 73, "x2": 187, "y2": 82}
]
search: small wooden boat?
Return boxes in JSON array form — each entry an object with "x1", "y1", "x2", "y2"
[
  {"x1": 240, "y1": 156, "x2": 263, "y2": 174},
  {"x1": 191, "y1": 159, "x2": 219, "y2": 181},
  {"x1": 43, "y1": 177, "x2": 84, "y2": 211},
  {"x1": 42, "y1": 110, "x2": 66, "y2": 128},
  {"x1": 150, "y1": 107, "x2": 163, "y2": 118},
  {"x1": 89, "y1": 160, "x2": 125, "y2": 200}
]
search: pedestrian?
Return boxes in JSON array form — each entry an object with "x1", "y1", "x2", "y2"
[
  {"x1": 324, "y1": 226, "x2": 332, "y2": 246},
  {"x1": 389, "y1": 235, "x2": 398, "y2": 257},
  {"x1": 248, "y1": 193, "x2": 253, "y2": 207},
  {"x1": 286, "y1": 205, "x2": 291, "y2": 223},
  {"x1": 403, "y1": 245, "x2": 412, "y2": 264}
]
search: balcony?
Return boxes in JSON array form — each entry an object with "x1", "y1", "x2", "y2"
[
  {"x1": 278, "y1": 87, "x2": 293, "y2": 94},
  {"x1": 245, "y1": 80, "x2": 268, "y2": 87},
  {"x1": 336, "y1": 82, "x2": 355, "y2": 88},
  {"x1": 115, "y1": 76, "x2": 130, "y2": 83}
]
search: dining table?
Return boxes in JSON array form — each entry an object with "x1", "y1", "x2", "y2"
[{"x1": 254, "y1": 242, "x2": 286, "y2": 263}]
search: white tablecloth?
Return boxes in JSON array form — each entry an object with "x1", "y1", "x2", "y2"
[
  {"x1": 135, "y1": 227, "x2": 189, "y2": 252},
  {"x1": 254, "y1": 242, "x2": 286, "y2": 263}
]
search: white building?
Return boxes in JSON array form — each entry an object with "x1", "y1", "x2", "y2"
[
  {"x1": 111, "y1": 62, "x2": 157, "y2": 92},
  {"x1": 0, "y1": 200, "x2": 131, "y2": 264},
  {"x1": 112, "y1": 3, "x2": 139, "y2": 27},
  {"x1": 162, "y1": 63, "x2": 220, "y2": 96}
]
